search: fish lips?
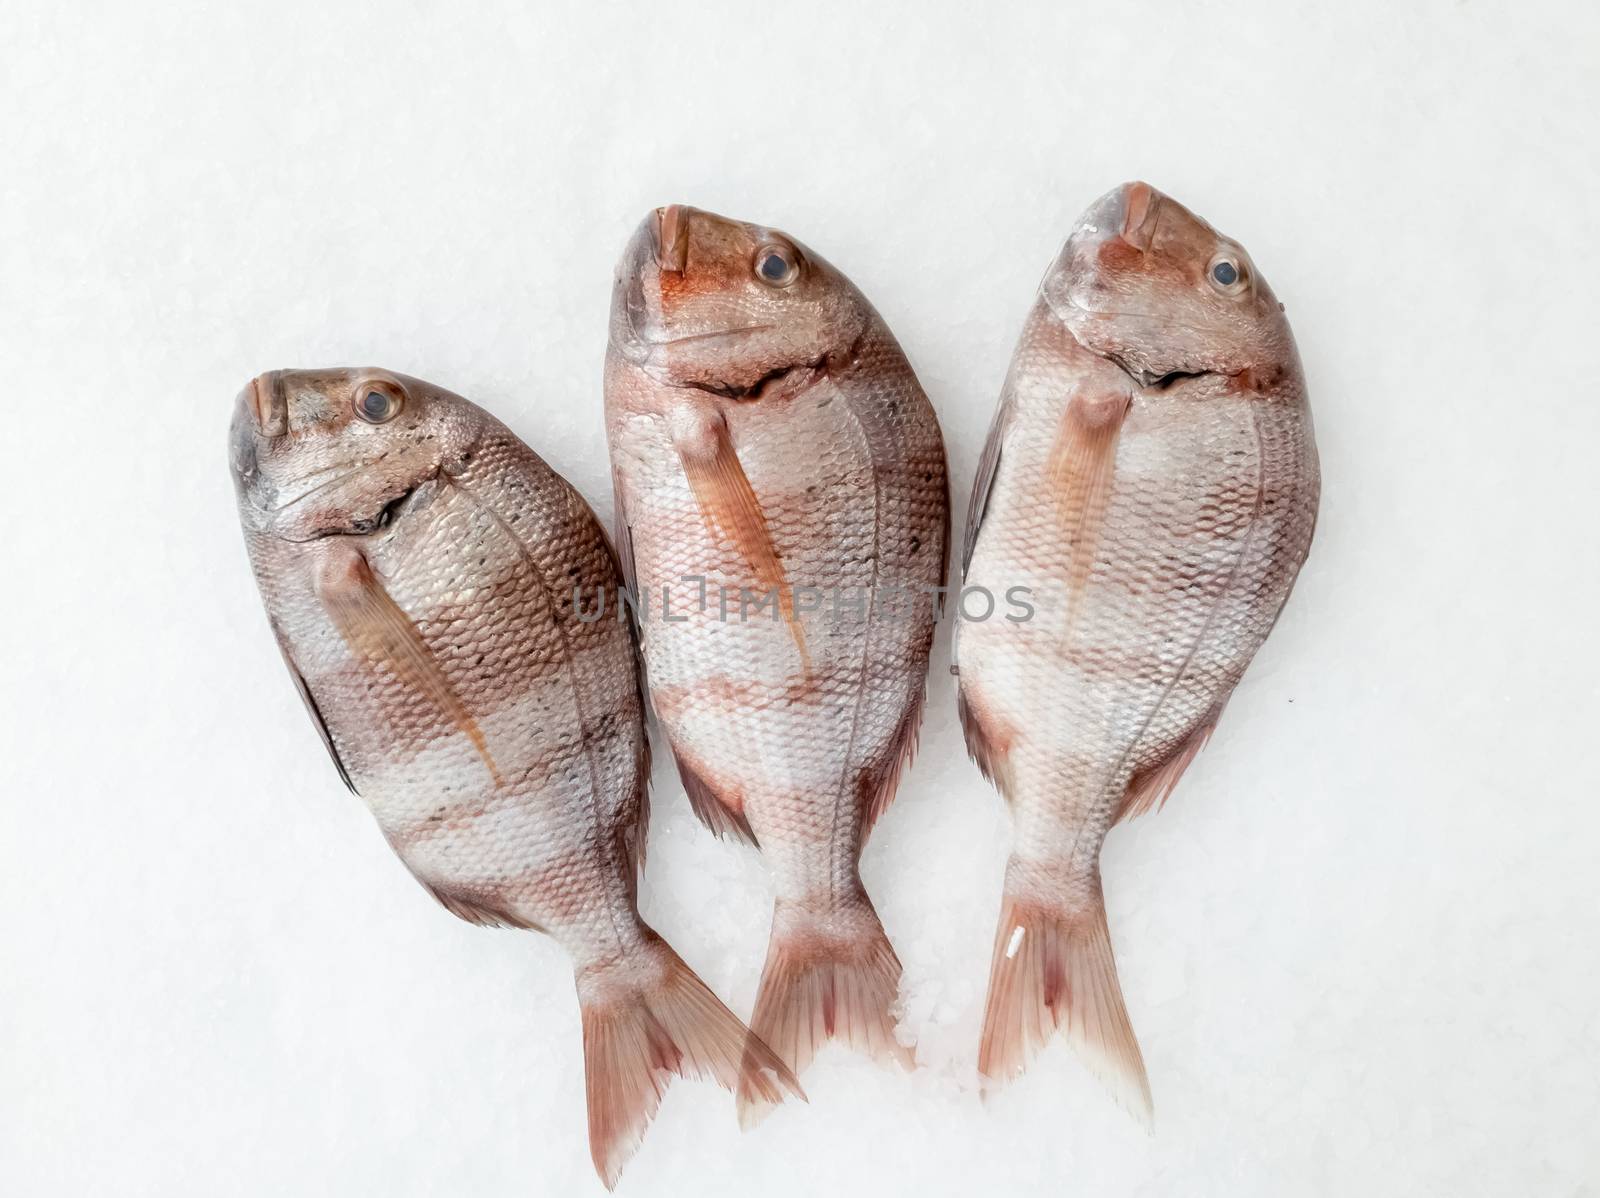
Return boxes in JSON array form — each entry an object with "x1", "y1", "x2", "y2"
[
  {"x1": 230, "y1": 384, "x2": 265, "y2": 495},
  {"x1": 609, "y1": 212, "x2": 670, "y2": 366},
  {"x1": 229, "y1": 372, "x2": 291, "y2": 510},
  {"x1": 229, "y1": 393, "x2": 258, "y2": 482}
]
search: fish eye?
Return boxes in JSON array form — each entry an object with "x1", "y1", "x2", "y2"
[
  {"x1": 353, "y1": 381, "x2": 404, "y2": 424},
  {"x1": 754, "y1": 243, "x2": 800, "y2": 288},
  {"x1": 1207, "y1": 253, "x2": 1248, "y2": 296}
]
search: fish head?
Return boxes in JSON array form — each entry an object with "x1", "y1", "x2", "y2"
[
  {"x1": 1042, "y1": 181, "x2": 1294, "y2": 384},
  {"x1": 609, "y1": 205, "x2": 869, "y2": 393},
  {"x1": 230, "y1": 368, "x2": 484, "y2": 540}
]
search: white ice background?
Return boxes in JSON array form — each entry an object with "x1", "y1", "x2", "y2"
[{"x1": 2, "y1": 2, "x2": 1596, "y2": 1194}]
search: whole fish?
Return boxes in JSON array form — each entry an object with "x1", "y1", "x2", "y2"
[
  {"x1": 604, "y1": 207, "x2": 950, "y2": 1120},
  {"x1": 956, "y1": 183, "x2": 1320, "y2": 1121},
  {"x1": 229, "y1": 368, "x2": 799, "y2": 1186}
]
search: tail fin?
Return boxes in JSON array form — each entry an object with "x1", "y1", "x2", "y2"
[
  {"x1": 978, "y1": 875, "x2": 1153, "y2": 1128},
  {"x1": 578, "y1": 935, "x2": 802, "y2": 1188},
  {"x1": 737, "y1": 891, "x2": 915, "y2": 1127}
]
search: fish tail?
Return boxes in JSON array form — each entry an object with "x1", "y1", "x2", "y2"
[
  {"x1": 978, "y1": 865, "x2": 1153, "y2": 1128},
  {"x1": 577, "y1": 932, "x2": 803, "y2": 1188},
  {"x1": 737, "y1": 887, "x2": 914, "y2": 1128}
]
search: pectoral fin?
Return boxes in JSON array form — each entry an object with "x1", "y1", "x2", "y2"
[
  {"x1": 1048, "y1": 389, "x2": 1132, "y2": 618},
  {"x1": 963, "y1": 392, "x2": 1011, "y2": 579},
  {"x1": 673, "y1": 409, "x2": 811, "y2": 673},
  {"x1": 316, "y1": 545, "x2": 502, "y2": 788}
]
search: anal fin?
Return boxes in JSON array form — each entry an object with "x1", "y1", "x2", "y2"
[
  {"x1": 860, "y1": 679, "x2": 926, "y2": 835},
  {"x1": 674, "y1": 752, "x2": 758, "y2": 846},
  {"x1": 419, "y1": 879, "x2": 541, "y2": 930},
  {"x1": 957, "y1": 684, "x2": 1016, "y2": 803},
  {"x1": 1115, "y1": 703, "x2": 1225, "y2": 824}
]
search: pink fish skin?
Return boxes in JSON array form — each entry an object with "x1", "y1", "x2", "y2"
[
  {"x1": 229, "y1": 368, "x2": 799, "y2": 1187},
  {"x1": 956, "y1": 183, "x2": 1320, "y2": 1122},
  {"x1": 605, "y1": 207, "x2": 950, "y2": 1121}
]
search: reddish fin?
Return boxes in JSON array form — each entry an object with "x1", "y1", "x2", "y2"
[
  {"x1": 1047, "y1": 390, "x2": 1132, "y2": 616},
  {"x1": 737, "y1": 889, "x2": 914, "y2": 1128},
  {"x1": 607, "y1": 469, "x2": 656, "y2": 716},
  {"x1": 579, "y1": 934, "x2": 802, "y2": 1188},
  {"x1": 419, "y1": 880, "x2": 540, "y2": 930},
  {"x1": 674, "y1": 752, "x2": 758, "y2": 846},
  {"x1": 956, "y1": 684, "x2": 1015, "y2": 802},
  {"x1": 860, "y1": 681, "x2": 926, "y2": 835},
  {"x1": 316, "y1": 545, "x2": 503, "y2": 787},
  {"x1": 609, "y1": 475, "x2": 640, "y2": 600},
  {"x1": 1116, "y1": 705, "x2": 1224, "y2": 824},
  {"x1": 674, "y1": 409, "x2": 812, "y2": 674},
  {"x1": 620, "y1": 734, "x2": 652, "y2": 880},
  {"x1": 978, "y1": 872, "x2": 1152, "y2": 1128},
  {"x1": 962, "y1": 392, "x2": 1011, "y2": 578}
]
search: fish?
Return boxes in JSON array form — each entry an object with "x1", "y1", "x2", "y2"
[
  {"x1": 955, "y1": 182, "x2": 1320, "y2": 1122},
  {"x1": 604, "y1": 206, "x2": 950, "y2": 1121},
  {"x1": 228, "y1": 368, "x2": 801, "y2": 1187}
]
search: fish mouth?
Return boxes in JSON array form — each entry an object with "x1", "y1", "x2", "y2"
[
  {"x1": 609, "y1": 206, "x2": 775, "y2": 367},
  {"x1": 229, "y1": 374, "x2": 277, "y2": 487},
  {"x1": 1070, "y1": 180, "x2": 1164, "y2": 253},
  {"x1": 1044, "y1": 183, "x2": 1166, "y2": 332},
  {"x1": 609, "y1": 212, "x2": 667, "y2": 364},
  {"x1": 1044, "y1": 186, "x2": 1232, "y2": 387},
  {"x1": 229, "y1": 372, "x2": 288, "y2": 479}
]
